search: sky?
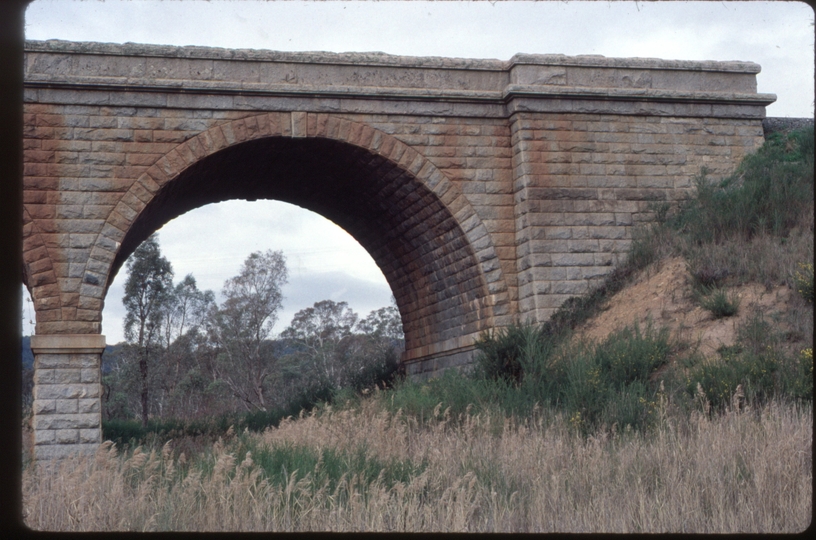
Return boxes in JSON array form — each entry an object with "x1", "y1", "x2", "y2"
[{"x1": 22, "y1": 0, "x2": 814, "y2": 344}]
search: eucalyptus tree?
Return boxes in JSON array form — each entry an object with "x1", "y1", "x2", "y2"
[
  {"x1": 155, "y1": 274, "x2": 215, "y2": 417},
  {"x1": 123, "y1": 234, "x2": 174, "y2": 427},
  {"x1": 281, "y1": 299, "x2": 404, "y2": 392},
  {"x1": 281, "y1": 299, "x2": 359, "y2": 388},
  {"x1": 206, "y1": 250, "x2": 288, "y2": 412}
]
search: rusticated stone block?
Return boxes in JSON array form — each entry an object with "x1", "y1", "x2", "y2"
[
  {"x1": 55, "y1": 429, "x2": 79, "y2": 444},
  {"x1": 33, "y1": 413, "x2": 98, "y2": 430},
  {"x1": 33, "y1": 429, "x2": 56, "y2": 445},
  {"x1": 78, "y1": 398, "x2": 100, "y2": 414},
  {"x1": 32, "y1": 399, "x2": 56, "y2": 415},
  {"x1": 79, "y1": 429, "x2": 102, "y2": 444},
  {"x1": 34, "y1": 383, "x2": 101, "y2": 400},
  {"x1": 55, "y1": 399, "x2": 78, "y2": 414}
]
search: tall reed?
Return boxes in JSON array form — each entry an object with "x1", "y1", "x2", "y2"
[{"x1": 23, "y1": 396, "x2": 811, "y2": 533}]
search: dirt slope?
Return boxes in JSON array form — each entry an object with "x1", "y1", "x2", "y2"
[{"x1": 573, "y1": 257, "x2": 797, "y2": 358}]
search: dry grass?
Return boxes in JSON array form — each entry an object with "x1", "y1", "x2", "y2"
[{"x1": 23, "y1": 396, "x2": 812, "y2": 533}]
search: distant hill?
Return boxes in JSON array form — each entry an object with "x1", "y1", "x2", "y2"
[
  {"x1": 22, "y1": 336, "x2": 122, "y2": 372},
  {"x1": 22, "y1": 336, "x2": 33, "y2": 370}
]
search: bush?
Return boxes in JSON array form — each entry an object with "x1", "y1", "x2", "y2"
[
  {"x1": 548, "y1": 324, "x2": 671, "y2": 434},
  {"x1": 695, "y1": 285, "x2": 741, "y2": 318},
  {"x1": 473, "y1": 323, "x2": 554, "y2": 384},
  {"x1": 683, "y1": 315, "x2": 813, "y2": 411},
  {"x1": 794, "y1": 263, "x2": 814, "y2": 302},
  {"x1": 669, "y1": 126, "x2": 814, "y2": 245},
  {"x1": 408, "y1": 322, "x2": 673, "y2": 435}
]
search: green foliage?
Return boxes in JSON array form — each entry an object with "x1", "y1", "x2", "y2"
[
  {"x1": 681, "y1": 315, "x2": 813, "y2": 412},
  {"x1": 384, "y1": 369, "x2": 507, "y2": 422},
  {"x1": 473, "y1": 323, "x2": 554, "y2": 384},
  {"x1": 389, "y1": 323, "x2": 672, "y2": 434},
  {"x1": 345, "y1": 344, "x2": 401, "y2": 392},
  {"x1": 123, "y1": 234, "x2": 174, "y2": 344},
  {"x1": 668, "y1": 127, "x2": 814, "y2": 245},
  {"x1": 544, "y1": 325, "x2": 671, "y2": 434},
  {"x1": 794, "y1": 263, "x2": 814, "y2": 302},
  {"x1": 788, "y1": 348, "x2": 814, "y2": 401},
  {"x1": 242, "y1": 440, "x2": 425, "y2": 494},
  {"x1": 102, "y1": 382, "x2": 336, "y2": 448},
  {"x1": 695, "y1": 285, "x2": 741, "y2": 318}
]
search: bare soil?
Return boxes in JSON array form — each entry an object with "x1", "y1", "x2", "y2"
[{"x1": 574, "y1": 257, "x2": 799, "y2": 358}]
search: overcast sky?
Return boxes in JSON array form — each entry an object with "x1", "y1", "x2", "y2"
[{"x1": 22, "y1": 0, "x2": 814, "y2": 344}]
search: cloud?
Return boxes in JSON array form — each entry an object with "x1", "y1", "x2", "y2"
[
  {"x1": 24, "y1": 0, "x2": 813, "y2": 117},
  {"x1": 98, "y1": 200, "x2": 393, "y2": 345}
]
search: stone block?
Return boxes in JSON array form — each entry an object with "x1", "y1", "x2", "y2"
[
  {"x1": 551, "y1": 253, "x2": 596, "y2": 267},
  {"x1": 34, "y1": 383, "x2": 101, "y2": 400},
  {"x1": 80, "y1": 367, "x2": 100, "y2": 383},
  {"x1": 53, "y1": 368, "x2": 81, "y2": 384},
  {"x1": 34, "y1": 443, "x2": 98, "y2": 460},
  {"x1": 33, "y1": 399, "x2": 56, "y2": 415},
  {"x1": 54, "y1": 429, "x2": 79, "y2": 444},
  {"x1": 55, "y1": 399, "x2": 78, "y2": 414},
  {"x1": 79, "y1": 429, "x2": 102, "y2": 444},
  {"x1": 33, "y1": 413, "x2": 100, "y2": 430},
  {"x1": 78, "y1": 399, "x2": 100, "y2": 414},
  {"x1": 551, "y1": 280, "x2": 589, "y2": 295},
  {"x1": 33, "y1": 429, "x2": 56, "y2": 445},
  {"x1": 33, "y1": 369, "x2": 54, "y2": 385}
]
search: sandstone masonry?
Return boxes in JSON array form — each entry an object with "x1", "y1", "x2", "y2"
[{"x1": 23, "y1": 40, "x2": 774, "y2": 456}]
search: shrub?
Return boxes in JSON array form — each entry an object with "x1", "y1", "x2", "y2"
[
  {"x1": 794, "y1": 263, "x2": 814, "y2": 302},
  {"x1": 683, "y1": 315, "x2": 813, "y2": 411},
  {"x1": 550, "y1": 324, "x2": 671, "y2": 434},
  {"x1": 695, "y1": 285, "x2": 741, "y2": 318},
  {"x1": 668, "y1": 126, "x2": 814, "y2": 245},
  {"x1": 473, "y1": 323, "x2": 553, "y2": 384},
  {"x1": 431, "y1": 322, "x2": 673, "y2": 434}
]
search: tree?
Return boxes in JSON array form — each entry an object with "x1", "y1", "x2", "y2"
[
  {"x1": 160, "y1": 274, "x2": 214, "y2": 348},
  {"x1": 123, "y1": 234, "x2": 174, "y2": 427},
  {"x1": 207, "y1": 250, "x2": 288, "y2": 411},
  {"x1": 281, "y1": 299, "x2": 405, "y2": 392},
  {"x1": 357, "y1": 301, "x2": 405, "y2": 343},
  {"x1": 156, "y1": 274, "x2": 215, "y2": 417},
  {"x1": 281, "y1": 299, "x2": 359, "y2": 388}
]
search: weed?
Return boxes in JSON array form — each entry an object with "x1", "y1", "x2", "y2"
[
  {"x1": 794, "y1": 262, "x2": 814, "y2": 302},
  {"x1": 695, "y1": 285, "x2": 741, "y2": 318}
]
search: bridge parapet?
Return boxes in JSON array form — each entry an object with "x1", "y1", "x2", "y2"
[{"x1": 25, "y1": 40, "x2": 774, "y2": 118}]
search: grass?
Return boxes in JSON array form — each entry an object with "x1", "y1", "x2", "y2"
[
  {"x1": 22, "y1": 397, "x2": 812, "y2": 532},
  {"x1": 695, "y1": 285, "x2": 741, "y2": 318}
]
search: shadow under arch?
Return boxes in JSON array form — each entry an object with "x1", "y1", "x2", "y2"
[{"x1": 94, "y1": 113, "x2": 511, "y2": 367}]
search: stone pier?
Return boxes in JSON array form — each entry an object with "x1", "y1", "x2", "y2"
[{"x1": 30, "y1": 334, "x2": 105, "y2": 460}]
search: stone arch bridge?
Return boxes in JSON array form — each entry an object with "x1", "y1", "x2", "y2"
[{"x1": 22, "y1": 40, "x2": 775, "y2": 458}]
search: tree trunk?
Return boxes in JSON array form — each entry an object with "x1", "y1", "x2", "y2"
[
  {"x1": 140, "y1": 347, "x2": 149, "y2": 427},
  {"x1": 138, "y1": 319, "x2": 149, "y2": 428}
]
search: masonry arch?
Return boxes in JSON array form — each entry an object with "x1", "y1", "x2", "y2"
[{"x1": 83, "y1": 113, "x2": 511, "y2": 364}]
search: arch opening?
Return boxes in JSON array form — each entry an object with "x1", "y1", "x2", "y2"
[
  {"x1": 101, "y1": 198, "x2": 395, "y2": 346},
  {"x1": 109, "y1": 135, "x2": 499, "y2": 363}
]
